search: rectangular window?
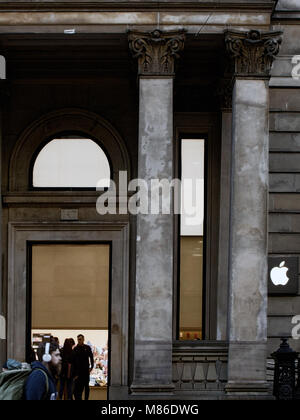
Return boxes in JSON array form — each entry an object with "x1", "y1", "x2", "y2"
[{"x1": 179, "y1": 139, "x2": 205, "y2": 340}]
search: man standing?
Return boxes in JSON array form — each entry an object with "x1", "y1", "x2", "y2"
[
  {"x1": 25, "y1": 341, "x2": 62, "y2": 400},
  {"x1": 73, "y1": 334, "x2": 94, "y2": 400}
]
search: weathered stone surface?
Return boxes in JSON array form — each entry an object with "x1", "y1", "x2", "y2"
[
  {"x1": 226, "y1": 342, "x2": 268, "y2": 387},
  {"x1": 270, "y1": 112, "x2": 300, "y2": 131},
  {"x1": 269, "y1": 233, "x2": 300, "y2": 253},
  {"x1": 0, "y1": 9, "x2": 272, "y2": 34},
  {"x1": 269, "y1": 193, "x2": 300, "y2": 211},
  {"x1": 270, "y1": 90, "x2": 300, "y2": 112},
  {"x1": 270, "y1": 132, "x2": 300, "y2": 151},
  {"x1": 271, "y1": 25, "x2": 300, "y2": 55},
  {"x1": 269, "y1": 213, "x2": 300, "y2": 233},
  {"x1": 269, "y1": 296, "x2": 300, "y2": 316},
  {"x1": 276, "y1": 0, "x2": 300, "y2": 11},
  {"x1": 133, "y1": 77, "x2": 174, "y2": 389},
  {"x1": 217, "y1": 111, "x2": 232, "y2": 341},
  {"x1": 270, "y1": 173, "x2": 300, "y2": 192},
  {"x1": 269, "y1": 152, "x2": 300, "y2": 172},
  {"x1": 270, "y1": 77, "x2": 300, "y2": 88},
  {"x1": 271, "y1": 57, "x2": 295, "y2": 78},
  {"x1": 227, "y1": 78, "x2": 269, "y2": 395},
  {"x1": 268, "y1": 316, "x2": 296, "y2": 337},
  {"x1": 229, "y1": 79, "x2": 269, "y2": 342}
]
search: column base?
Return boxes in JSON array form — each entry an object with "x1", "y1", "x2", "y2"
[
  {"x1": 108, "y1": 386, "x2": 129, "y2": 400},
  {"x1": 130, "y1": 383, "x2": 175, "y2": 397},
  {"x1": 225, "y1": 381, "x2": 273, "y2": 400}
]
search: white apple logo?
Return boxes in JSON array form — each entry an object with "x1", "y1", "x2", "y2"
[{"x1": 270, "y1": 261, "x2": 289, "y2": 286}]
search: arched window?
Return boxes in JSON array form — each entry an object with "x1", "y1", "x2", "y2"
[{"x1": 32, "y1": 136, "x2": 111, "y2": 188}]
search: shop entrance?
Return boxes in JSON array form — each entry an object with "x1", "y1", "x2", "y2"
[
  {"x1": 29, "y1": 243, "x2": 110, "y2": 400},
  {"x1": 8, "y1": 222, "x2": 129, "y2": 399}
]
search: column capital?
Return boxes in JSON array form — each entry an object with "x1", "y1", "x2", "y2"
[
  {"x1": 224, "y1": 29, "x2": 282, "y2": 79},
  {"x1": 128, "y1": 29, "x2": 185, "y2": 77}
]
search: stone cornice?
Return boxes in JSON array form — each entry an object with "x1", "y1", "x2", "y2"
[
  {"x1": 272, "y1": 12, "x2": 300, "y2": 20},
  {"x1": 225, "y1": 29, "x2": 282, "y2": 78},
  {"x1": 0, "y1": 1, "x2": 277, "y2": 12},
  {"x1": 128, "y1": 29, "x2": 185, "y2": 76}
]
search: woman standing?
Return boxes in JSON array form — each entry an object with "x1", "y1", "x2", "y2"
[{"x1": 59, "y1": 338, "x2": 74, "y2": 400}]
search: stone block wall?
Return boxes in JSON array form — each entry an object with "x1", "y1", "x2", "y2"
[{"x1": 268, "y1": 4, "x2": 300, "y2": 355}]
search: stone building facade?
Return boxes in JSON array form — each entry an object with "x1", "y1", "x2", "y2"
[{"x1": 0, "y1": 0, "x2": 299, "y2": 400}]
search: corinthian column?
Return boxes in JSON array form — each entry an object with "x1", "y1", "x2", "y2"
[
  {"x1": 128, "y1": 29, "x2": 185, "y2": 395},
  {"x1": 224, "y1": 29, "x2": 282, "y2": 397}
]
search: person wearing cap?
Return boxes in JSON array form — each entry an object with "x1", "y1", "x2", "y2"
[{"x1": 25, "y1": 341, "x2": 62, "y2": 400}]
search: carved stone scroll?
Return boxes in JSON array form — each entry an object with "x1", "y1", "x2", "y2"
[
  {"x1": 128, "y1": 29, "x2": 185, "y2": 76},
  {"x1": 225, "y1": 29, "x2": 282, "y2": 78}
]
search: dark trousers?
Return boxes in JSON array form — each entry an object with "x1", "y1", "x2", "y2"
[
  {"x1": 59, "y1": 376, "x2": 73, "y2": 400},
  {"x1": 73, "y1": 375, "x2": 90, "y2": 400}
]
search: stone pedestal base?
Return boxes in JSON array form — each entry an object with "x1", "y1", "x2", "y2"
[
  {"x1": 109, "y1": 386, "x2": 130, "y2": 400},
  {"x1": 225, "y1": 381, "x2": 271, "y2": 399},
  {"x1": 130, "y1": 383, "x2": 175, "y2": 399},
  {"x1": 226, "y1": 341, "x2": 271, "y2": 399}
]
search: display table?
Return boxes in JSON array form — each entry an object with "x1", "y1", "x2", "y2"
[{"x1": 89, "y1": 386, "x2": 107, "y2": 400}]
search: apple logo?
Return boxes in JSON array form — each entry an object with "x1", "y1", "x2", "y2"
[{"x1": 270, "y1": 261, "x2": 289, "y2": 286}]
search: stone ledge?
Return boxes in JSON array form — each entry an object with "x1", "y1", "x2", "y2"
[
  {"x1": 225, "y1": 381, "x2": 271, "y2": 397},
  {"x1": 130, "y1": 383, "x2": 175, "y2": 395},
  {"x1": 0, "y1": 1, "x2": 277, "y2": 13},
  {"x1": 0, "y1": 11, "x2": 271, "y2": 26}
]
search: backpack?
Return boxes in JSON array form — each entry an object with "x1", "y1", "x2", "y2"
[{"x1": 0, "y1": 368, "x2": 49, "y2": 400}]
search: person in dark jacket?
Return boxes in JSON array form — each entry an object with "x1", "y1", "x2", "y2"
[
  {"x1": 72, "y1": 334, "x2": 94, "y2": 400},
  {"x1": 25, "y1": 341, "x2": 62, "y2": 400}
]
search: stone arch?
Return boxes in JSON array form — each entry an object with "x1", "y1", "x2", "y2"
[{"x1": 9, "y1": 108, "x2": 131, "y2": 191}]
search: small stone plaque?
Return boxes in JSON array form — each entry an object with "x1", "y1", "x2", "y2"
[
  {"x1": 60, "y1": 209, "x2": 79, "y2": 221},
  {"x1": 268, "y1": 256, "x2": 298, "y2": 296}
]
